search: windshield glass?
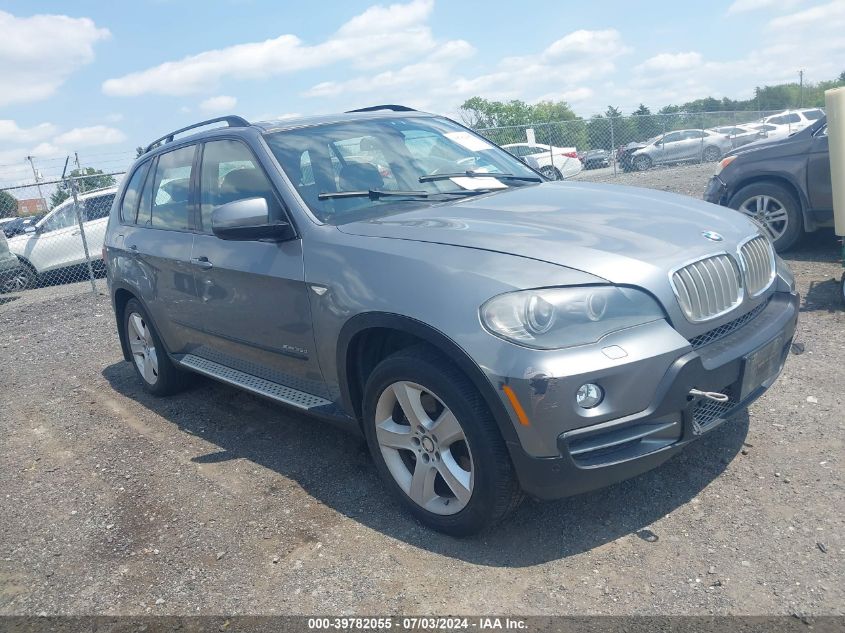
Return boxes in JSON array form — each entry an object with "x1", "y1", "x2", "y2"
[{"x1": 264, "y1": 116, "x2": 541, "y2": 224}]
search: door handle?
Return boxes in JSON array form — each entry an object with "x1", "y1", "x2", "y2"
[
  {"x1": 190, "y1": 256, "x2": 213, "y2": 269},
  {"x1": 72, "y1": 229, "x2": 81, "y2": 236}
]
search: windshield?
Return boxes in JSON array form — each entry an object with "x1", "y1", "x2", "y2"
[{"x1": 264, "y1": 116, "x2": 541, "y2": 224}]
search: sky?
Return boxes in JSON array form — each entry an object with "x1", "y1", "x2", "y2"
[{"x1": 0, "y1": 0, "x2": 843, "y2": 186}]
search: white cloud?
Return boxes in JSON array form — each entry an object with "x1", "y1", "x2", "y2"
[
  {"x1": 102, "y1": 0, "x2": 439, "y2": 97},
  {"x1": 0, "y1": 120, "x2": 57, "y2": 144},
  {"x1": 304, "y1": 28, "x2": 627, "y2": 113},
  {"x1": 636, "y1": 52, "x2": 702, "y2": 73},
  {"x1": 53, "y1": 126, "x2": 127, "y2": 147},
  {"x1": 727, "y1": 0, "x2": 803, "y2": 14},
  {"x1": 199, "y1": 95, "x2": 238, "y2": 113},
  {"x1": 0, "y1": 10, "x2": 110, "y2": 106}
]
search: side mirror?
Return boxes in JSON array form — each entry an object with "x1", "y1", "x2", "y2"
[{"x1": 211, "y1": 197, "x2": 295, "y2": 242}]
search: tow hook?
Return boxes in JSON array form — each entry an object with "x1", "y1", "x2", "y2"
[{"x1": 688, "y1": 388, "x2": 730, "y2": 403}]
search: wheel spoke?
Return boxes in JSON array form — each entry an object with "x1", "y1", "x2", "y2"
[
  {"x1": 129, "y1": 314, "x2": 145, "y2": 341},
  {"x1": 376, "y1": 418, "x2": 416, "y2": 450},
  {"x1": 128, "y1": 337, "x2": 145, "y2": 355},
  {"x1": 391, "y1": 382, "x2": 430, "y2": 430},
  {"x1": 430, "y1": 409, "x2": 464, "y2": 447},
  {"x1": 142, "y1": 354, "x2": 156, "y2": 382},
  {"x1": 147, "y1": 346, "x2": 159, "y2": 375},
  {"x1": 408, "y1": 459, "x2": 438, "y2": 508},
  {"x1": 437, "y1": 452, "x2": 472, "y2": 506}
]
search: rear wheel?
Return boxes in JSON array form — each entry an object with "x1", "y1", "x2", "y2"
[
  {"x1": 362, "y1": 345, "x2": 522, "y2": 536},
  {"x1": 702, "y1": 145, "x2": 721, "y2": 162},
  {"x1": 540, "y1": 166, "x2": 562, "y2": 181},
  {"x1": 728, "y1": 182, "x2": 802, "y2": 251},
  {"x1": 123, "y1": 298, "x2": 187, "y2": 396}
]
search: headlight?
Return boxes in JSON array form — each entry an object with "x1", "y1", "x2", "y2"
[
  {"x1": 716, "y1": 155, "x2": 736, "y2": 174},
  {"x1": 480, "y1": 286, "x2": 665, "y2": 350}
]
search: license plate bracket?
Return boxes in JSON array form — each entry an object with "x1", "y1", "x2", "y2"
[{"x1": 740, "y1": 335, "x2": 784, "y2": 401}]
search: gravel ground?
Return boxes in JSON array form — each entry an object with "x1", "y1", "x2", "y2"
[{"x1": 0, "y1": 166, "x2": 843, "y2": 616}]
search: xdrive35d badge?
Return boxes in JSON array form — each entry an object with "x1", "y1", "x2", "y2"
[{"x1": 105, "y1": 106, "x2": 798, "y2": 535}]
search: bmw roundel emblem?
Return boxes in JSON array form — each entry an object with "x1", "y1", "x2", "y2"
[{"x1": 701, "y1": 230, "x2": 724, "y2": 242}]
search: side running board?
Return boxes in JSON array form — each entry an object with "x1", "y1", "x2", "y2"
[{"x1": 179, "y1": 354, "x2": 331, "y2": 410}]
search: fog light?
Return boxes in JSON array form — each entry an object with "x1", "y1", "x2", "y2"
[{"x1": 576, "y1": 383, "x2": 603, "y2": 408}]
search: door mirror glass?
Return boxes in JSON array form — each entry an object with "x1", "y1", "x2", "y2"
[{"x1": 211, "y1": 197, "x2": 294, "y2": 242}]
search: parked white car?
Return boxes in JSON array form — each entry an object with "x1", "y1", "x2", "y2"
[
  {"x1": 501, "y1": 143, "x2": 582, "y2": 180},
  {"x1": 759, "y1": 108, "x2": 825, "y2": 134},
  {"x1": 7, "y1": 187, "x2": 117, "y2": 289}
]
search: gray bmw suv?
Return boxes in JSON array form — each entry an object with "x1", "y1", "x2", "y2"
[{"x1": 105, "y1": 106, "x2": 798, "y2": 535}]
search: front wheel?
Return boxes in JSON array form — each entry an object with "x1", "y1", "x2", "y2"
[
  {"x1": 633, "y1": 154, "x2": 652, "y2": 171},
  {"x1": 540, "y1": 166, "x2": 562, "y2": 181},
  {"x1": 840, "y1": 272, "x2": 845, "y2": 307},
  {"x1": 728, "y1": 182, "x2": 802, "y2": 251},
  {"x1": 362, "y1": 345, "x2": 522, "y2": 536}
]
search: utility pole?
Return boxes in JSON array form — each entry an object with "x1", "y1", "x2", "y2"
[
  {"x1": 26, "y1": 155, "x2": 48, "y2": 213},
  {"x1": 799, "y1": 69, "x2": 804, "y2": 108},
  {"x1": 74, "y1": 152, "x2": 81, "y2": 171}
]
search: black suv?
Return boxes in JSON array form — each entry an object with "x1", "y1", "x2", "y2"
[{"x1": 704, "y1": 117, "x2": 832, "y2": 251}]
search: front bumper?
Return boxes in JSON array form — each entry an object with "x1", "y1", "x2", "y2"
[
  {"x1": 0, "y1": 253, "x2": 22, "y2": 284},
  {"x1": 704, "y1": 174, "x2": 728, "y2": 205},
  {"x1": 505, "y1": 291, "x2": 799, "y2": 500}
]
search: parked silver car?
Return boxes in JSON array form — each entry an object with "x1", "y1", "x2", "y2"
[
  {"x1": 630, "y1": 129, "x2": 733, "y2": 171},
  {"x1": 105, "y1": 107, "x2": 798, "y2": 535}
]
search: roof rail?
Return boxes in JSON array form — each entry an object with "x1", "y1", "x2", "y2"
[
  {"x1": 143, "y1": 115, "x2": 250, "y2": 153},
  {"x1": 345, "y1": 104, "x2": 417, "y2": 113}
]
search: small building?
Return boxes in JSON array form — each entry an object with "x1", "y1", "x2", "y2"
[{"x1": 17, "y1": 198, "x2": 48, "y2": 216}]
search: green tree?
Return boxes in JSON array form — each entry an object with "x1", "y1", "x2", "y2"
[
  {"x1": 50, "y1": 167, "x2": 116, "y2": 208},
  {"x1": 0, "y1": 190, "x2": 18, "y2": 219},
  {"x1": 631, "y1": 104, "x2": 661, "y2": 141}
]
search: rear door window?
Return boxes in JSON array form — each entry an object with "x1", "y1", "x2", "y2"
[
  {"x1": 149, "y1": 145, "x2": 196, "y2": 230},
  {"x1": 84, "y1": 194, "x2": 116, "y2": 221}
]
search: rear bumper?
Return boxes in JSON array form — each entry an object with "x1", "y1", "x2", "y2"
[{"x1": 508, "y1": 291, "x2": 799, "y2": 500}]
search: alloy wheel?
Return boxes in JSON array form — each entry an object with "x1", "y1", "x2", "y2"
[
  {"x1": 374, "y1": 381, "x2": 474, "y2": 515},
  {"x1": 1, "y1": 269, "x2": 33, "y2": 293},
  {"x1": 127, "y1": 312, "x2": 159, "y2": 385},
  {"x1": 738, "y1": 195, "x2": 789, "y2": 241}
]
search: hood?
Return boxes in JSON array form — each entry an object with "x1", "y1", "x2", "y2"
[{"x1": 337, "y1": 181, "x2": 761, "y2": 289}]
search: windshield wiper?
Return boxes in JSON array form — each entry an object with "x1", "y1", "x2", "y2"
[
  {"x1": 318, "y1": 189, "x2": 431, "y2": 201},
  {"x1": 419, "y1": 171, "x2": 542, "y2": 183}
]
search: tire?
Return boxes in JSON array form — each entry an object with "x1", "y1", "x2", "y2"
[
  {"x1": 840, "y1": 272, "x2": 845, "y2": 308},
  {"x1": 728, "y1": 182, "x2": 803, "y2": 252},
  {"x1": 0, "y1": 263, "x2": 36, "y2": 293},
  {"x1": 633, "y1": 154, "x2": 652, "y2": 171},
  {"x1": 702, "y1": 145, "x2": 721, "y2": 162},
  {"x1": 123, "y1": 298, "x2": 187, "y2": 396},
  {"x1": 540, "y1": 166, "x2": 562, "y2": 181},
  {"x1": 362, "y1": 344, "x2": 523, "y2": 536}
]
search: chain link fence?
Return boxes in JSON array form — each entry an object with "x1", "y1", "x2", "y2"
[
  {"x1": 1, "y1": 170, "x2": 126, "y2": 298},
  {"x1": 475, "y1": 109, "x2": 821, "y2": 182}
]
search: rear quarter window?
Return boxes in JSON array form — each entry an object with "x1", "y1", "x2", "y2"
[{"x1": 120, "y1": 162, "x2": 151, "y2": 224}]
